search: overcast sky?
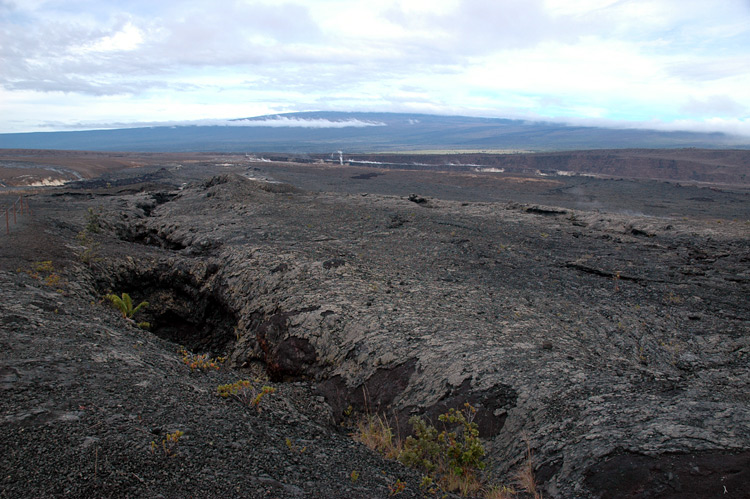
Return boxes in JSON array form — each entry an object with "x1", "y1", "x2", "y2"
[{"x1": 1, "y1": 0, "x2": 749, "y2": 135}]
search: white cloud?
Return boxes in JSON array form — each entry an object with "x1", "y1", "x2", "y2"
[
  {"x1": 78, "y1": 21, "x2": 143, "y2": 52},
  {"x1": 0, "y1": 0, "x2": 749, "y2": 135},
  {"x1": 229, "y1": 117, "x2": 385, "y2": 127},
  {"x1": 32, "y1": 116, "x2": 386, "y2": 130},
  {"x1": 680, "y1": 95, "x2": 747, "y2": 118}
]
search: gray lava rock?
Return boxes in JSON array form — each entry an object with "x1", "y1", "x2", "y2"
[{"x1": 2, "y1": 166, "x2": 748, "y2": 498}]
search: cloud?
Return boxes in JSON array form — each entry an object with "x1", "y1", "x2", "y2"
[
  {"x1": 228, "y1": 117, "x2": 385, "y2": 128},
  {"x1": 0, "y1": 1, "x2": 326, "y2": 95},
  {"x1": 384, "y1": 0, "x2": 586, "y2": 52},
  {"x1": 553, "y1": 115, "x2": 750, "y2": 138},
  {"x1": 36, "y1": 116, "x2": 386, "y2": 130},
  {"x1": 1, "y1": 0, "x2": 749, "y2": 135},
  {"x1": 668, "y1": 57, "x2": 750, "y2": 82},
  {"x1": 78, "y1": 21, "x2": 143, "y2": 52},
  {"x1": 680, "y1": 96, "x2": 747, "y2": 118}
]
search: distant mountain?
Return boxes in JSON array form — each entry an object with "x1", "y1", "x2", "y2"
[{"x1": 1, "y1": 112, "x2": 748, "y2": 153}]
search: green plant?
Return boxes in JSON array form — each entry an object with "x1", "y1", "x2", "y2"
[
  {"x1": 150, "y1": 430, "x2": 183, "y2": 457},
  {"x1": 217, "y1": 380, "x2": 275, "y2": 411},
  {"x1": 352, "y1": 404, "x2": 527, "y2": 498},
  {"x1": 664, "y1": 292, "x2": 683, "y2": 304},
  {"x1": 353, "y1": 404, "x2": 496, "y2": 496},
  {"x1": 388, "y1": 479, "x2": 406, "y2": 496},
  {"x1": 104, "y1": 292, "x2": 148, "y2": 320},
  {"x1": 399, "y1": 403, "x2": 486, "y2": 495},
  {"x1": 285, "y1": 437, "x2": 307, "y2": 454},
  {"x1": 85, "y1": 207, "x2": 102, "y2": 233},
  {"x1": 76, "y1": 231, "x2": 101, "y2": 264},
  {"x1": 23, "y1": 261, "x2": 65, "y2": 290},
  {"x1": 34, "y1": 260, "x2": 55, "y2": 273},
  {"x1": 420, "y1": 475, "x2": 439, "y2": 495},
  {"x1": 179, "y1": 347, "x2": 225, "y2": 371},
  {"x1": 75, "y1": 207, "x2": 103, "y2": 264}
]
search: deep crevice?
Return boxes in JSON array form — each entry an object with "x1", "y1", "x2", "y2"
[{"x1": 99, "y1": 267, "x2": 237, "y2": 357}]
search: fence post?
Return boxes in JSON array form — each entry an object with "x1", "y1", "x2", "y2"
[
  {"x1": 19, "y1": 196, "x2": 23, "y2": 215},
  {"x1": 5, "y1": 208, "x2": 8, "y2": 235},
  {"x1": 13, "y1": 200, "x2": 16, "y2": 224}
]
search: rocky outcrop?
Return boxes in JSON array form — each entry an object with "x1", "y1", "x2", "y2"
[{"x1": 84, "y1": 171, "x2": 750, "y2": 497}]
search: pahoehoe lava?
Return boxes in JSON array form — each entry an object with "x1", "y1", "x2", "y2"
[{"x1": 1, "y1": 155, "x2": 748, "y2": 498}]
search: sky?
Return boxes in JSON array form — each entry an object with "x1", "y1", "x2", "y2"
[{"x1": 1, "y1": 0, "x2": 749, "y2": 135}]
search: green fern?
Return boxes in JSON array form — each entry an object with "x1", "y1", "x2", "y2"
[{"x1": 104, "y1": 292, "x2": 148, "y2": 319}]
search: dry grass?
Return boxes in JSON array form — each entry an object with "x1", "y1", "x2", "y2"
[
  {"x1": 442, "y1": 469, "x2": 484, "y2": 497},
  {"x1": 516, "y1": 436, "x2": 542, "y2": 499},
  {"x1": 355, "y1": 413, "x2": 403, "y2": 460},
  {"x1": 483, "y1": 484, "x2": 517, "y2": 499}
]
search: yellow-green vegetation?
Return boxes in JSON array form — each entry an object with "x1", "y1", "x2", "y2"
[
  {"x1": 388, "y1": 478, "x2": 406, "y2": 495},
  {"x1": 84, "y1": 207, "x2": 102, "y2": 234},
  {"x1": 178, "y1": 347, "x2": 225, "y2": 371},
  {"x1": 75, "y1": 230, "x2": 101, "y2": 265},
  {"x1": 217, "y1": 380, "x2": 275, "y2": 411},
  {"x1": 663, "y1": 291, "x2": 684, "y2": 304},
  {"x1": 357, "y1": 413, "x2": 402, "y2": 460},
  {"x1": 400, "y1": 404, "x2": 486, "y2": 496},
  {"x1": 285, "y1": 437, "x2": 307, "y2": 454},
  {"x1": 33, "y1": 260, "x2": 55, "y2": 274},
  {"x1": 17, "y1": 261, "x2": 65, "y2": 293},
  {"x1": 150, "y1": 430, "x2": 183, "y2": 457},
  {"x1": 516, "y1": 439, "x2": 543, "y2": 499},
  {"x1": 104, "y1": 292, "x2": 148, "y2": 320},
  {"x1": 21, "y1": 260, "x2": 65, "y2": 290},
  {"x1": 354, "y1": 403, "x2": 539, "y2": 498},
  {"x1": 76, "y1": 207, "x2": 103, "y2": 264}
]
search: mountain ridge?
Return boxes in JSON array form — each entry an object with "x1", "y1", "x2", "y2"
[{"x1": 1, "y1": 111, "x2": 748, "y2": 153}]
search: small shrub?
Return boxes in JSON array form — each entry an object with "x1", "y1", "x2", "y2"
[
  {"x1": 34, "y1": 260, "x2": 55, "y2": 273},
  {"x1": 400, "y1": 403, "x2": 485, "y2": 495},
  {"x1": 420, "y1": 475, "x2": 438, "y2": 495},
  {"x1": 150, "y1": 430, "x2": 183, "y2": 457},
  {"x1": 388, "y1": 479, "x2": 406, "y2": 496},
  {"x1": 23, "y1": 261, "x2": 65, "y2": 290},
  {"x1": 664, "y1": 291, "x2": 683, "y2": 304},
  {"x1": 353, "y1": 403, "x2": 518, "y2": 498},
  {"x1": 285, "y1": 437, "x2": 307, "y2": 454},
  {"x1": 85, "y1": 207, "x2": 102, "y2": 234},
  {"x1": 76, "y1": 231, "x2": 101, "y2": 265},
  {"x1": 179, "y1": 347, "x2": 225, "y2": 371},
  {"x1": 44, "y1": 273, "x2": 62, "y2": 287},
  {"x1": 217, "y1": 380, "x2": 275, "y2": 411}
]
